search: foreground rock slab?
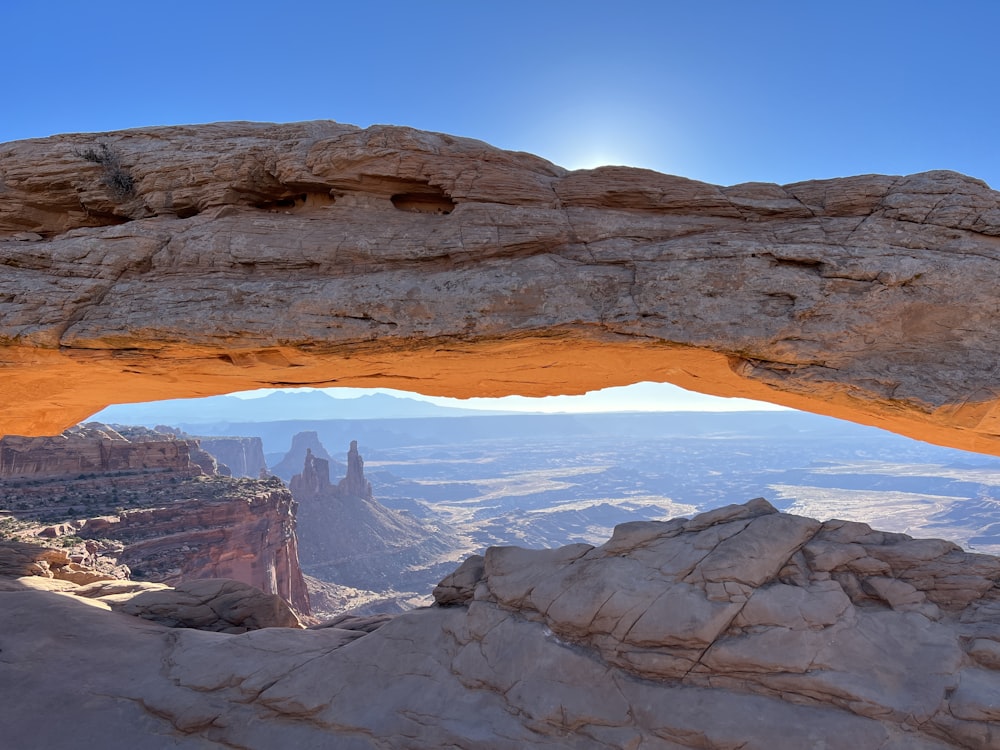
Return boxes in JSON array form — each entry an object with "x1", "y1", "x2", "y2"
[
  {"x1": 2, "y1": 122, "x2": 1000, "y2": 455},
  {"x1": 1, "y1": 500, "x2": 997, "y2": 748}
]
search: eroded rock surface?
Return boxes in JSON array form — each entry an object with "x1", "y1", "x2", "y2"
[
  {"x1": 2, "y1": 122, "x2": 1000, "y2": 455},
  {"x1": 441, "y1": 498, "x2": 1000, "y2": 748},
  {"x1": 196, "y1": 435, "x2": 268, "y2": 478},
  {"x1": 107, "y1": 577, "x2": 302, "y2": 632},
  {"x1": 0, "y1": 424, "x2": 310, "y2": 614},
  {"x1": 1, "y1": 500, "x2": 997, "y2": 748},
  {"x1": 0, "y1": 422, "x2": 202, "y2": 479}
]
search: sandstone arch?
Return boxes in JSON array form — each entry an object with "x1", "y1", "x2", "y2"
[{"x1": 2, "y1": 122, "x2": 1000, "y2": 455}]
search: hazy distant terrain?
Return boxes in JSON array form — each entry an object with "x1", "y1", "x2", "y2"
[
  {"x1": 352, "y1": 417, "x2": 1000, "y2": 557},
  {"x1": 101, "y1": 391, "x2": 1000, "y2": 605},
  {"x1": 90, "y1": 390, "x2": 510, "y2": 425},
  {"x1": 135, "y1": 394, "x2": 1000, "y2": 559}
]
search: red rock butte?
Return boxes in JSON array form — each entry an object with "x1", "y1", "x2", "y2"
[{"x1": 2, "y1": 121, "x2": 999, "y2": 453}]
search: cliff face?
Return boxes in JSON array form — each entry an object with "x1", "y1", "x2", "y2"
[
  {"x1": 0, "y1": 424, "x2": 310, "y2": 615},
  {"x1": 2, "y1": 123, "x2": 1000, "y2": 456},
  {"x1": 289, "y1": 438, "x2": 454, "y2": 595},
  {"x1": 193, "y1": 436, "x2": 268, "y2": 478},
  {"x1": 2, "y1": 500, "x2": 997, "y2": 749},
  {"x1": 78, "y1": 478, "x2": 309, "y2": 615},
  {"x1": 0, "y1": 423, "x2": 200, "y2": 479}
]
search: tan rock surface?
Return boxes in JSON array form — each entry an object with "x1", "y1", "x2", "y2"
[
  {"x1": 113, "y1": 577, "x2": 302, "y2": 632},
  {"x1": 1, "y1": 122, "x2": 1000, "y2": 455},
  {"x1": 455, "y1": 499, "x2": 1000, "y2": 739},
  {"x1": 0, "y1": 501, "x2": 996, "y2": 748}
]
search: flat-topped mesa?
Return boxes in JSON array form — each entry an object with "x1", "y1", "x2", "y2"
[
  {"x1": 2, "y1": 122, "x2": 1000, "y2": 454},
  {"x1": 188, "y1": 435, "x2": 268, "y2": 478},
  {"x1": 0, "y1": 423, "x2": 206, "y2": 480}
]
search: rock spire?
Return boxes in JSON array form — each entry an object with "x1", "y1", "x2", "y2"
[{"x1": 338, "y1": 440, "x2": 373, "y2": 500}]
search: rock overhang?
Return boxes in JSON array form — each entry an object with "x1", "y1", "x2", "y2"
[{"x1": 1, "y1": 121, "x2": 1000, "y2": 454}]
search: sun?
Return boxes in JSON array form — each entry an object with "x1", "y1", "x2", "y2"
[
  {"x1": 562, "y1": 152, "x2": 630, "y2": 170},
  {"x1": 530, "y1": 101, "x2": 666, "y2": 173}
]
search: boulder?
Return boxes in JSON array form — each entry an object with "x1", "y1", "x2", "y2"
[{"x1": 113, "y1": 578, "x2": 303, "y2": 633}]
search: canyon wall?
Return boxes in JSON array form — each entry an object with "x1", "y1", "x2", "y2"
[
  {"x1": 78, "y1": 480, "x2": 309, "y2": 614},
  {"x1": 0, "y1": 423, "x2": 199, "y2": 479},
  {"x1": 0, "y1": 425, "x2": 309, "y2": 614},
  {"x1": 192, "y1": 436, "x2": 268, "y2": 478},
  {"x1": 1, "y1": 122, "x2": 1000, "y2": 455}
]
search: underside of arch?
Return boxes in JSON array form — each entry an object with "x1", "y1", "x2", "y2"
[{"x1": 1, "y1": 122, "x2": 999, "y2": 454}]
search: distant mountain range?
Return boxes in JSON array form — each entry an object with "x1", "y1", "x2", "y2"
[
  {"x1": 168, "y1": 410, "x2": 937, "y2": 459},
  {"x1": 89, "y1": 390, "x2": 515, "y2": 426}
]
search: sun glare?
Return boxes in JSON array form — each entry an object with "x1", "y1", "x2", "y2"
[
  {"x1": 563, "y1": 152, "x2": 630, "y2": 170},
  {"x1": 228, "y1": 382, "x2": 787, "y2": 413}
]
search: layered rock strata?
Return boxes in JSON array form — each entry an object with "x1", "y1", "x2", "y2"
[
  {"x1": 0, "y1": 539, "x2": 121, "y2": 583},
  {"x1": 1, "y1": 500, "x2": 997, "y2": 748},
  {"x1": 436, "y1": 498, "x2": 1000, "y2": 750},
  {"x1": 196, "y1": 435, "x2": 268, "y2": 478},
  {"x1": 0, "y1": 423, "x2": 202, "y2": 480},
  {"x1": 2, "y1": 122, "x2": 1000, "y2": 456},
  {"x1": 0, "y1": 423, "x2": 310, "y2": 614},
  {"x1": 77, "y1": 478, "x2": 310, "y2": 615}
]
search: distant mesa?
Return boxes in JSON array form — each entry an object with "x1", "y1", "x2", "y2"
[
  {"x1": 155, "y1": 426, "x2": 269, "y2": 479},
  {"x1": 270, "y1": 430, "x2": 337, "y2": 481},
  {"x1": 0, "y1": 423, "x2": 206, "y2": 481}
]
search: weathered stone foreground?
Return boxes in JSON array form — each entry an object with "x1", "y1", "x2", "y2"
[
  {"x1": 2, "y1": 121, "x2": 1000, "y2": 452},
  {"x1": 2, "y1": 500, "x2": 997, "y2": 748}
]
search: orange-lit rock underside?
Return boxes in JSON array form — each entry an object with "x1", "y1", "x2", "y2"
[{"x1": 2, "y1": 122, "x2": 999, "y2": 453}]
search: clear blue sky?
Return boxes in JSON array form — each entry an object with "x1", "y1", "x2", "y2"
[
  {"x1": 8, "y1": 1, "x2": 997, "y2": 413},
  {"x1": 6, "y1": 1, "x2": 999, "y2": 187}
]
